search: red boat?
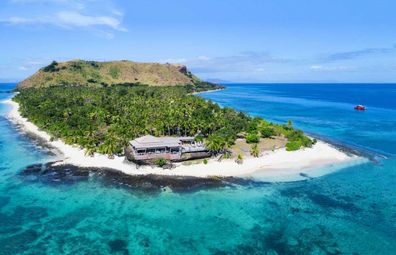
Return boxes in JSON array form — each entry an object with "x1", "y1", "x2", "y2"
[{"x1": 354, "y1": 105, "x2": 366, "y2": 111}]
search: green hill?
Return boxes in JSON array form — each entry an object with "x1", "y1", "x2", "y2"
[{"x1": 17, "y1": 60, "x2": 211, "y2": 89}]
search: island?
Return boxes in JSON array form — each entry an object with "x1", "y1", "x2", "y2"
[{"x1": 5, "y1": 60, "x2": 364, "y2": 181}]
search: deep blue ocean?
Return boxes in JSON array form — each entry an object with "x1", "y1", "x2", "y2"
[{"x1": 1, "y1": 83, "x2": 396, "y2": 254}]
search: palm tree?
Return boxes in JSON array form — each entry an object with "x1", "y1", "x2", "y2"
[
  {"x1": 84, "y1": 144, "x2": 96, "y2": 157},
  {"x1": 100, "y1": 135, "x2": 119, "y2": 158},
  {"x1": 205, "y1": 137, "x2": 221, "y2": 154}
]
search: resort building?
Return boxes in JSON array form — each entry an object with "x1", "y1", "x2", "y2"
[{"x1": 125, "y1": 135, "x2": 210, "y2": 164}]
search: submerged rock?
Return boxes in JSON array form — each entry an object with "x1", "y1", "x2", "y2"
[
  {"x1": 108, "y1": 239, "x2": 129, "y2": 253},
  {"x1": 19, "y1": 161, "x2": 265, "y2": 193},
  {"x1": 20, "y1": 162, "x2": 89, "y2": 185},
  {"x1": 0, "y1": 196, "x2": 10, "y2": 209},
  {"x1": 280, "y1": 186, "x2": 361, "y2": 213}
]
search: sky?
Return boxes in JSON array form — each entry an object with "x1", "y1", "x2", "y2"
[{"x1": 1, "y1": 0, "x2": 396, "y2": 83}]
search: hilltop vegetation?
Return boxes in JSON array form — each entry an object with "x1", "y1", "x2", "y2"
[
  {"x1": 14, "y1": 85, "x2": 315, "y2": 157},
  {"x1": 17, "y1": 60, "x2": 215, "y2": 90}
]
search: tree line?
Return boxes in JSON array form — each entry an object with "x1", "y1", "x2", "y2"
[{"x1": 14, "y1": 85, "x2": 315, "y2": 157}]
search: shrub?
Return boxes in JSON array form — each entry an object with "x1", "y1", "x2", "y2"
[
  {"x1": 246, "y1": 133, "x2": 260, "y2": 143},
  {"x1": 223, "y1": 151, "x2": 231, "y2": 159},
  {"x1": 70, "y1": 62, "x2": 83, "y2": 71},
  {"x1": 205, "y1": 134, "x2": 226, "y2": 153},
  {"x1": 250, "y1": 144, "x2": 259, "y2": 157},
  {"x1": 195, "y1": 134, "x2": 205, "y2": 142},
  {"x1": 43, "y1": 61, "x2": 59, "y2": 72},
  {"x1": 286, "y1": 140, "x2": 302, "y2": 151},
  {"x1": 247, "y1": 117, "x2": 261, "y2": 133},
  {"x1": 236, "y1": 154, "x2": 244, "y2": 164},
  {"x1": 260, "y1": 127, "x2": 276, "y2": 138},
  {"x1": 109, "y1": 66, "x2": 120, "y2": 79},
  {"x1": 301, "y1": 136, "x2": 314, "y2": 147},
  {"x1": 155, "y1": 158, "x2": 167, "y2": 167},
  {"x1": 286, "y1": 129, "x2": 304, "y2": 141}
]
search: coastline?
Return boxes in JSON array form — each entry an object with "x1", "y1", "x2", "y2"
[
  {"x1": 191, "y1": 88, "x2": 224, "y2": 95},
  {"x1": 3, "y1": 99, "x2": 366, "y2": 182}
]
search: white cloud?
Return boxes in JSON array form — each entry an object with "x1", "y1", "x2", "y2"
[
  {"x1": 112, "y1": 10, "x2": 123, "y2": 16},
  {"x1": 155, "y1": 52, "x2": 294, "y2": 82},
  {"x1": 1, "y1": 11, "x2": 126, "y2": 32},
  {"x1": 24, "y1": 60, "x2": 45, "y2": 65},
  {"x1": 2, "y1": 0, "x2": 126, "y2": 34},
  {"x1": 55, "y1": 11, "x2": 126, "y2": 31},
  {"x1": 1, "y1": 17, "x2": 32, "y2": 24},
  {"x1": 160, "y1": 58, "x2": 187, "y2": 64},
  {"x1": 310, "y1": 65, "x2": 325, "y2": 70},
  {"x1": 197, "y1": 55, "x2": 211, "y2": 61},
  {"x1": 309, "y1": 65, "x2": 352, "y2": 71},
  {"x1": 182, "y1": 52, "x2": 290, "y2": 74},
  {"x1": 16, "y1": 58, "x2": 51, "y2": 71},
  {"x1": 10, "y1": 0, "x2": 69, "y2": 3},
  {"x1": 9, "y1": 0, "x2": 85, "y2": 9}
]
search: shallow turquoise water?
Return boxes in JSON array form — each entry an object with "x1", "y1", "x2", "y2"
[{"x1": 1, "y1": 83, "x2": 396, "y2": 254}]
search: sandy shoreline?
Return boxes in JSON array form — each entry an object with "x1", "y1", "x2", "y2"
[
  {"x1": 191, "y1": 88, "x2": 224, "y2": 95},
  {"x1": 3, "y1": 99, "x2": 366, "y2": 182}
]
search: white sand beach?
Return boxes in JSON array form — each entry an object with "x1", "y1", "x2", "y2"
[
  {"x1": 4, "y1": 99, "x2": 366, "y2": 182},
  {"x1": 191, "y1": 88, "x2": 224, "y2": 95}
]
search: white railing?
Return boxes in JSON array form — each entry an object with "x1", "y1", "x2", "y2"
[{"x1": 182, "y1": 146, "x2": 207, "y2": 153}]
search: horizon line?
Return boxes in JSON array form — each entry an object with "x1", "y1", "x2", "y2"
[{"x1": 2, "y1": 81, "x2": 396, "y2": 85}]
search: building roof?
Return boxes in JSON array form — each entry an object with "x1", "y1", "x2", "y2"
[
  {"x1": 130, "y1": 135, "x2": 181, "y2": 149},
  {"x1": 179, "y1": 136, "x2": 195, "y2": 142}
]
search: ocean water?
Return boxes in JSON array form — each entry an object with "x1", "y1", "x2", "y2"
[{"x1": 1, "y1": 83, "x2": 396, "y2": 254}]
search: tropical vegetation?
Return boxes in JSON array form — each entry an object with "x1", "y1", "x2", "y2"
[
  {"x1": 155, "y1": 158, "x2": 167, "y2": 167},
  {"x1": 236, "y1": 154, "x2": 244, "y2": 164},
  {"x1": 14, "y1": 84, "x2": 315, "y2": 157},
  {"x1": 250, "y1": 144, "x2": 260, "y2": 157}
]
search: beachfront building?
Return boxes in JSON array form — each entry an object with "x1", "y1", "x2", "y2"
[{"x1": 125, "y1": 135, "x2": 210, "y2": 164}]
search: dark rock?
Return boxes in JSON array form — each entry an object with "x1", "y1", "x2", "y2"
[
  {"x1": 162, "y1": 163, "x2": 174, "y2": 170},
  {"x1": 19, "y1": 162, "x2": 89, "y2": 185},
  {"x1": 12, "y1": 205, "x2": 48, "y2": 221},
  {"x1": 108, "y1": 239, "x2": 129, "y2": 254},
  {"x1": 19, "y1": 161, "x2": 266, "y2": 194},
  {"x1": 0, "y1": 212, "x2": 23, "y2": 234},
  {"x1": 0, "y1": 229, "x2": 38, "y2": 254},
  {"x1": 308, "y1": 193, "x2": 361, "y2": 213},
  {"x1": 299, "y1": 173, "x2": 313, "y2": 179},
  {"x1": 139, "y1": 237, "x2": 150, "y2": 248},
  {"x1": 280, "y1": 186, "x2": 361, "y2": 213},
  {"x1": 0, "y1": 196, "x2": 10, "y2": 209}
]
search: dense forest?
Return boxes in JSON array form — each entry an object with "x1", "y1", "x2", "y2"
[{"x1": 14, "y1": 84, "x2": 315, "y2": 157}]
